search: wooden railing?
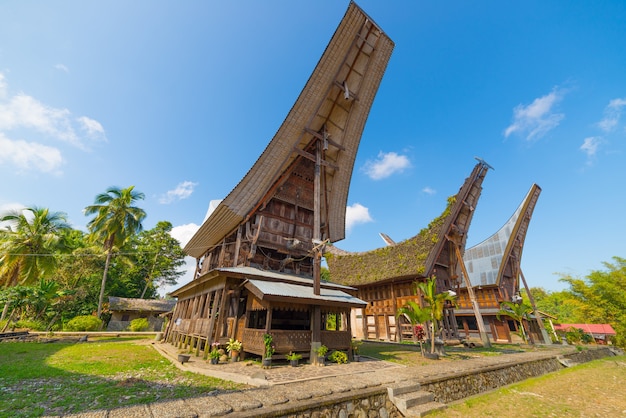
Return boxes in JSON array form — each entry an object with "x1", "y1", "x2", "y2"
[{"x1": 241, "y1": 328, "x2": 352, "y2": 357}]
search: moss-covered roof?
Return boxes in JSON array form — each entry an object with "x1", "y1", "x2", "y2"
[{"x1": 326, "y1": 196, "x2": 455, "y2": 286}]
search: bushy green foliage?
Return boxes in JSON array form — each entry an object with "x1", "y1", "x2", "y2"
[
  {"x1": 64, "y1": 315, "x2": 102, "y2": 331},
  {"x1": 14, "y1": 319, "x2": 46, "y2": 331},
  {"x1": 532, "y1": 256, "x2": 626, "y2": 348},
  {"x1": 564, "y1": 327, "x2": 594, "y2": 344},
  {"x1": 328, "y1": 350, "x2": 348, "y2": 364},
  {"x1": 128, "y1": 317, "x2": 150, "y2": 332}
]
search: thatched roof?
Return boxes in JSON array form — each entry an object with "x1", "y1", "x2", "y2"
[
  {"x1": 108, "y1": 296, "x2": 176, "y2": 313},
  {"x1": 185, "y1": 2, "x2": 394, "y2": 258},
  {"x1": 326, "y1": 161, "x2": 491, "y2": 286},
  {"x1": 326, "y1": 196, "x2": 454, "y2": 286}
]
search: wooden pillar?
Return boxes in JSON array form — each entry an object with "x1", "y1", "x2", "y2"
[
  {"x1": 233, "y1": 226, "x2": 242, "y2": 267},
  {"x1": 310, "y1": 134, "x2": 323, "y2": 362},
  {"x1": 520, "y1": 269, "x2": 551, "y2": 344},
  {"x1": 453, "y1": 244, "x2": 492, "y2": 348},
  {"x1": 206, "y1": 291, "x2": 219, "y2": 344}
]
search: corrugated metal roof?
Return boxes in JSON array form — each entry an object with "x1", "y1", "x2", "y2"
[
  {"x1": 108, "y1": 296, "x2": 176, "y2": 312},
  {"x1": 245, "y1": 278, "x2": 366, "y2": 307},
  {"x1": 554, "y1": 323, "x2": 616, "y2": 335}
]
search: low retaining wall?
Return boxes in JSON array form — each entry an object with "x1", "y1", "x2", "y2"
[
  {"x1": 238, "y1": 388, "x2": 401, "y2": 418},
  {"x1": 415, "y1": 347, "x2": 614, "y2": 404},
  {"x1": 262, "y1": 347, "x2": 615, "y2": 417}
]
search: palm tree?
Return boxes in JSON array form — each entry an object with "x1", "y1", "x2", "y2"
[
  {"x1": 84, "y1": 186, "x2": 146, "y2": 318},
  {"x1": 415, "y1": 276, "x2": 456, "y2": 354},
  {"x1": 496, "y1": 300, "x2": 533, "y2": 344},
  {"x1": 0, "y1": 207, "x2": 71, "y2": 287},
  {"x1": 396, "y1": 300, "x2": 430, "y2": 344}
]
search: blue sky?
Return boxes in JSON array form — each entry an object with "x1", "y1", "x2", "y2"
[{"x1": 2, "y1": 1, "x2": 625, "y2": 296}]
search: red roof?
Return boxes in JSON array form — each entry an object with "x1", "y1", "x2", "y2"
[{"x1": 554, "y1": 323, "x2": 616, "y2": 335}]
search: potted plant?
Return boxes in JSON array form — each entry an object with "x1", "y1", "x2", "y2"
[
  {"x1": 209, "y1": 342, "x2": 220, "y2": 364},
  {"x1": 177, "y1": 351, "x2": 191, "y2": 364},
  {"x1": 315, "y1": 344, "x2": 328, "y2": 365},
  {"x1": 285, "y1": 351, "x2": 302, "y2": 367},
  {"x1": 226, "y1": 338, "x2": 242, "y2": 362},
  {"x1": 328, "y1": 350, "x2": 348, "y2": 364},
  {"x1": 262, "y1": 333, "x2": 275, "y2": 368},
  {"x1": 351, "y1": 340, "x2": 362, "y2": 362}
]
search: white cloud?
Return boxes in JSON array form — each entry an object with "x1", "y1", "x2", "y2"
[
  {"x1": 580, "y1": 136, "x2": 601, "y2": 157},
  {"x1": 159, "y1": 181, "x2": 198, "y2": 204},
  {"x1": 170, "y1": 223, "x2": 199, "y2": 247},
  {"x1": 362, "y1": 151, "x2": 411, "y2": 180},
  {"x1": 161, "y1": 223, "x2": 200, "y2": 296},
  {"x1": 54, "y1": 64, "x2": 69, "y2": 73},
  {"x1": 0, "y1": 132, "x2": 63, "y2": 173},
  {"x1": 0, "y1": 72, "x2": 107, "y2": 174},
  {"x1": 504, "y1": 88, "x2": 565, "y2": 140},
  {"x1": 422, "y1": 186, "x2": 436, "y2": 195},
  {"x1": 345, "y1": 203, "x2": 373, "y2": 231},
  {"x1": 597, "y1": 97, "x2": 626, "y2": 132},
  {"x1": 0, "y1": 202, "x2": 27, "y2": 230},
  {"x1": 77, "y1": 116, "x2": 106, "y2": 141},
  {"x1": 0, "y1": 73, "x2": 7, "y2": 99}
]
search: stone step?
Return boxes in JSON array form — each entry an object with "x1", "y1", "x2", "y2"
[
  {"x1": 392, "y1": 390, "x2": 435, "y2": 413},
  {"x1": 387, "y1": 382, "x2": 422, "y2": 397},
  {"x1": 404, "y1": 401, "x2": 447, "y2": 417}
]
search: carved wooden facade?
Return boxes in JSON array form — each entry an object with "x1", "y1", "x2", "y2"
[
  {"x1": 326, "y1": 160, "x2": 491, "y2": 342},
  {"x1": 164, "y1": 3, "x2": 394, "y2": 360}
]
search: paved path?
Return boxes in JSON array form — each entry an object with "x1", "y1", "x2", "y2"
[{"x1": 57, "y1": 342, "x2": 578, "y2": 418}]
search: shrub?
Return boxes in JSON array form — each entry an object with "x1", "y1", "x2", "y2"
[
  {"x1": 328, "y1": 350, "x2": 348, "y2": 364},
  {"x1": 128, "y1": 318, "x2": 150, "y2": 332},
  {"x1": 64, "y1": 315, "x2": 102, "y2": 331},
  {"x1": 14, "y1": 319, "x2": 46, "y2": 331}
]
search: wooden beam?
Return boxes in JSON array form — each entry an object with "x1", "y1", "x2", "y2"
[
  {"x1": 304, "y1": 127, "x2": 346, "y2": 151},
  {"x1": 292, "y1": 146, "x2": 339, "y2": 171}
]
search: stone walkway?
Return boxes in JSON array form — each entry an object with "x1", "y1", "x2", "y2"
[{"x1": 56, "y1": 342, "x2": 578, "y2": 418}]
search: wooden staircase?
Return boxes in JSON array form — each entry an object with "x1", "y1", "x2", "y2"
[{"x1": 387, "y1": 382, "x2": 446, "y2": 417}]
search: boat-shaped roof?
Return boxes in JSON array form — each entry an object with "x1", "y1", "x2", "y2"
[{"x1": 185, "y1": 2, "x2": 394, "y2": 258}]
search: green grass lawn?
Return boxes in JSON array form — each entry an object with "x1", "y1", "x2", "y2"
[{"x1": 0, "y1": 337, "x2": 243, "y2": 418}]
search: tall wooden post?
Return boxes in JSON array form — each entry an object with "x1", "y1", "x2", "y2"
[
  {"x1": 520, "y1": 269, "x2": 551, "y2": 344},
  {"x1": 311, "y1": 137, "x2": 322, "y2": 363},
  {"x1": 453, "y1": 245, "x2": 492, "y2": 348}
]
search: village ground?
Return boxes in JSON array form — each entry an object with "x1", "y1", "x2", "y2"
[{"x1": 0, "y1": 336, "x2": 624, "y2": 417}]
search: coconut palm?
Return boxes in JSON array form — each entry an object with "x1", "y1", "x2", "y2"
[
  {"x1": 0, "y1": 207, "x2": 71, "y2": 287},
  {"x1": 415, "y1": 276, "x2": 456, "y2": 354},
  {"x1": 496, "y1": 300, "x2": 533, "y2": 344},
  {"x1": 84, "y1": 186, "x2": 146, "y2": 317}
]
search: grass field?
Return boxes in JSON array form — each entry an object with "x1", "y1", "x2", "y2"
[
  {"x1": 430, "y1": 354, "x2": 626, "y2": 417},
  {"x1": 0, "y1": 337, "x2": 243, "y2": 418}
]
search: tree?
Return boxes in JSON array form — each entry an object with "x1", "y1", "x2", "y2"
[
  {"x1": 414, "y1": 276, "x2": 456, "y2": 354},
  {"x1": 128, "y1": 221, "x2": 185, "y2": 298},
  {"x1": 84, "y1": 186, "x2": 146, "y2": 318},
  {"x1": 496, "y1": 300, "x2": 533, "y2": 343},
  {"x1": 529, "y1": 287, "x2": 586, "y2": 324},
  {"x1": 558, "y1": 256, "x2": 626, "y2": 348},
  {"x1": 0, "y1": 207, "x2": 71, "y2": 287}
]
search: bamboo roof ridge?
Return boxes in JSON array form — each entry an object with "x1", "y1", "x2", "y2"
[
  {"x1": 326, "y1": 160, "x2": 491, "y2": 286},
  {"x1": 185, "y1": 3, "x2": 394, "y2": 258}
]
